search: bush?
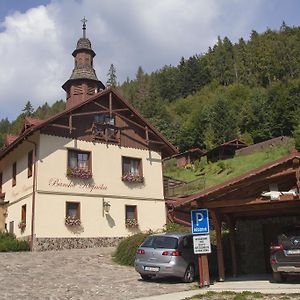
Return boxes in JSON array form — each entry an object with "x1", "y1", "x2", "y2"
[
  {"x1": 0, "y1": 232, "x2": 30, "y2": 252},
  {"x1": 163, "y1": 222, "x2": 190, "y2": 233},
  {"x1": 113, "y1": 232, "x2": 152, "y2": 266}
]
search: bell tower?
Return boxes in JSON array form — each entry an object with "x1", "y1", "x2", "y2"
[{"x1": 62, "y1": 18, "x2": 105, "y2": 109}]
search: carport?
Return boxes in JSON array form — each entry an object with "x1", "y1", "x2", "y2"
[{"x1": 168, "y1": 151, "x2": 300, "y2": 281}]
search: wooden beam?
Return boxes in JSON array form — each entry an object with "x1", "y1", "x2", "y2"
[
  {"x1": 148, "y1": 140, "x2": 165, "y2": 145},
  {"x1": 49, "y1": 124, "x2": 76, "y2": 130},
  {"x1": 220, "y1": 199, "x2": 300, "y2": 214},
  {"x1": 210, "y1": 210, "x2": 225, "y2": 281},
  {"x1": 72, "y1": 108, "x2": 130, "y2": 117}
]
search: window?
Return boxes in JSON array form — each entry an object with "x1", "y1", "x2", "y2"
[
  {"x1": 122, "y1": 157, "x2": 143, "y2": 183},
  {"x1": 9, "y1": 221, "x2": 14, "y2": 234},
  {"x1": 66, "y1": 202, "x2": 80, "y2": 218},
  {"x1": 0, "y1": 172, "x2": 2, "y2": 193},
  {"x1": 65, "y1": 202, "x2": 81, "y2": 226},
  {"x1": 12, "y1": 162, "x2": 16, "y2": 187},
  {"x1": 21, "y1": 205, "x2": 26, "y2": 224},
  {"x1": 94, "y1": 114, "x2": 115, "y2": 126},
  {"x1": 67, "y1": 149, "x2": 92, "y2": 179},
  {"x1": 125, "y1": 205, "x2": 138, "y2": 228},
  {"x1": 28, "y1": 150, "x2": 33, "y2": 178},
  {"x1": 19, "y1": 205, "x2": 27, "y2": 231}
]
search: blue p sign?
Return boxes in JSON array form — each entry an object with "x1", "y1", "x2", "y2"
[{"x1": 191, "y1": 209, "x2": 209, "y2": 235}]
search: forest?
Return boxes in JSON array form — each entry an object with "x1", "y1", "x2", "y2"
[{"x1": 1, "y1": 23, "x2": 300, "y2": 151}]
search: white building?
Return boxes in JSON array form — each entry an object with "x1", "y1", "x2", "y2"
[{"x1": 0, "y1": 22, "x2": 177, "y2": 250}]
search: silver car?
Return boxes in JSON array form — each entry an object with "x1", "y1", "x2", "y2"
[{"x1": 134, "y1": 232, "x2": 198, "y2": 282}]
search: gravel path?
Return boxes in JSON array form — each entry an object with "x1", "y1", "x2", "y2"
[{"x1": 0, "y1": 247, "x2": 194, "y2": 300}]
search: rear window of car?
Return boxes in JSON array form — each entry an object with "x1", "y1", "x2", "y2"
[
  {"x1": 141, "y1": 236, "x2": 178, "y2": 249},
  {"x1": 281, "y1": 226, "x2": 300, "y2": 237}
]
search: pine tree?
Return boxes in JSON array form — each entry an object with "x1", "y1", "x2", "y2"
[
  {"x1": 22, "y1": 101, "x2": 34, "y2": 116},
  {"x1": 106, "y1": 64, "x2": 117, "y2": 87}
]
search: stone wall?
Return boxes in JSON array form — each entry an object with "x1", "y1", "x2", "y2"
[{"x1": 33, "y1": 237, "x2": 124, "y2": 251}]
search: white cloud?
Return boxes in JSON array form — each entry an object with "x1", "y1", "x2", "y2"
[{"x1": 0, "y1": 0, "x2": 267, "y2": 120}]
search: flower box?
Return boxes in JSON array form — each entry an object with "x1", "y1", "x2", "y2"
[
  {"x1": 67, "y1": 167, "x2": 92, "y2": 179},
  {"x1": 122, "y1": 173, "x2": 144, "y2": 183},
  {"x1": 125, "y1": 218, "x2": 139, "y2": 228},
  {"x1": 18, "y1": 221, "x2": 26, "y2": 232},
  {"x1": 65, "y1": 216, "x2": 81, "y2": 226}
]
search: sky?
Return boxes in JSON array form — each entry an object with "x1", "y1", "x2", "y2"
[{"x1": 0, "y1": 0, "x2": 300, "y2": 121}]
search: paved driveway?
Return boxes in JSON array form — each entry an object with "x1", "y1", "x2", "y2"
[{"x1": 0, "y1": 247, "x2": 194, "y2": 300}]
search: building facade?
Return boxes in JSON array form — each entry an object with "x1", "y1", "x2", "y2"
[{"x1": 0, "y1": 22, "x2": 177, "y2": 250}]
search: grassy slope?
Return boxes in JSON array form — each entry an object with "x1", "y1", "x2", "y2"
[{"x1": 164, "y1": 141, "x2": 294, "y2": 191}]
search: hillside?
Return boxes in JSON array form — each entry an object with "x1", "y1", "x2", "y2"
[
  {"x1": 1, "y1": 24, "x2": 300, "y2": 151},
  {"x1": 163, "y1": 141, "x2": 294, "y2": 197}
]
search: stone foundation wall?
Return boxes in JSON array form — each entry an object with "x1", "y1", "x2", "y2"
[{"x1": 33, "y1": 237, "x2": 124, "y2": 251}]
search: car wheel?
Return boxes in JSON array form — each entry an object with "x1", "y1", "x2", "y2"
[
  {"x1": 183, "y1": 264, "x2": 195, "y2": 283},
  {"x1": 141, "y1": 274, "x2": 152, "y2": 281},
  {"x1": 273, "y1": 272, "x2": 287, "y2": 282}
]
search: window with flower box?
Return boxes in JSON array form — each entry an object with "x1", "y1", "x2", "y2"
[
  {"x1": 125, "y1": 205, "x2": 138, "y2": 228},
  {"x1": 65, "y1": 202, "x2": 81, "y2": 226},
  {"x1": 122, "y1": 157, "x2": 144, "y2": 183},
  {"x1": 18, "y1": 204, "x2": 26, "y2": 232},
  {"x1": 67, "y1": 149, "x2": 92, "y2": 179}
]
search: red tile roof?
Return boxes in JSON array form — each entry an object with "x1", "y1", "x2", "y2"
[{"x1": 5, "y1": 134, "x2": 18, "y2": 146}]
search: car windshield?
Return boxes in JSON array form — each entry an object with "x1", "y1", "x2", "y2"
[{"x1": 141, "y1": 236, "x2": 178, "y2": 249}]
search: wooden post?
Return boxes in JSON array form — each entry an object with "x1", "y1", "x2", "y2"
[
  {"x1": 211, "y1": 210, "x2": 225, "y2": 281},
  {"x1": 198, "y1": 255, "x2": 203, "y2": 287},
  {"x1": 109, "y1": 92, "x2": 112, "y2": 118},
  {"x1": 227, "y1": 216, "x2": 237, "y2": 277},
  {"x1": 201, "y1": 254, "x2": 210, "y2": 286}
]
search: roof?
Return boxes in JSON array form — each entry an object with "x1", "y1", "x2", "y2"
[
  {"x1": 164, "y1": 148, "x2": 204, "y2": 161},
  {"x1": 4, "y1": 134, "x2": 18, "y2": 146},
  {"x1": 0, "y1": 87, "x2": 178, "y2": 160},
  {"x1": 171, "y1": 150, "x2": 300, "y2": 209}
]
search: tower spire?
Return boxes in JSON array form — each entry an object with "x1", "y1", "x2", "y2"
[{"x1": 81, "y1": 17, "x2": 87, "y2": 38}]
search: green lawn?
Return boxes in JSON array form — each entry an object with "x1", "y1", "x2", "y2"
[
  {"x1": 187, "y1": 291, "x2": 300, "y2": 300},
  {"x1": 164, "y1": 141, "x2": 294, "y2": 194}
]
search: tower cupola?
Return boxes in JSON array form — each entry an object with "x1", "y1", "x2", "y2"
[{"x1": 62, "y1": 18, "x2": 105, "y2": 109}]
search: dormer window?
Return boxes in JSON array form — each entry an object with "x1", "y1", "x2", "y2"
[{"x1": 94, "y1": 114, "x2": 115, "y2": 126}]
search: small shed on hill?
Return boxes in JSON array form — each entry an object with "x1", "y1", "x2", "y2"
[
  {"x1": 206, "y1": 139, "x2": 248, "y2": 162},
  {"x1": 165, "y1": 148, "x2": 205, "y2": 167}
]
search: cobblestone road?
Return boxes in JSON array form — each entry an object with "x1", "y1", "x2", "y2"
[{"x1": 0, "y1": 247, "x2": 194, "y2": 300}]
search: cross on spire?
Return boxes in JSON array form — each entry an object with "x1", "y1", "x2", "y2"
[{"x1": 81, "y1": 17, "x2": 87, "y2": 38}]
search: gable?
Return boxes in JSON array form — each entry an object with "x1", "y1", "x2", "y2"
[{"x1": 0, "y1": 88, "x2": 177, "y2": 160}]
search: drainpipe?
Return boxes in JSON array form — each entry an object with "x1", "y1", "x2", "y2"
[
  {"x1": 25, "y1": 139, "x2": 37, "y2": 251},
  {"x1": 167, "y1": 205, "x2": 191, "y2": 227}
]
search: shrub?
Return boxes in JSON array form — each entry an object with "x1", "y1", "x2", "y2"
[
  {"x1": 163, "y1": 222, "x2": 190, "y2": 233},
  {"x1": 0, "y1": 232, "x2": 30, "y2": 252},
  {"x1": 113, "y1": 232, "x2": 152, "y2": 266}
]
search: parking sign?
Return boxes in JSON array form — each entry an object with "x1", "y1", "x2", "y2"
[{"x1": 191, "y1": 209, "x2": 209, "y2": 234}]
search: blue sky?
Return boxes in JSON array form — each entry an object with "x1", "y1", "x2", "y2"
[{"x1": 1, "y1": 0, "x2": 300, "y2": 121}]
